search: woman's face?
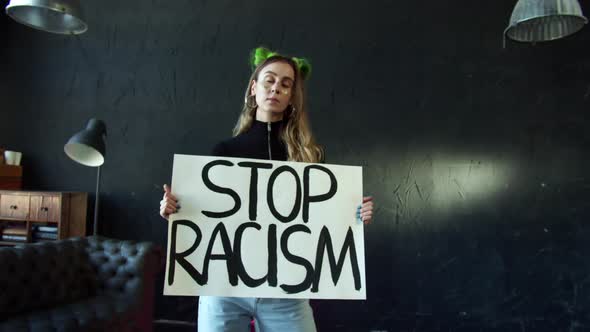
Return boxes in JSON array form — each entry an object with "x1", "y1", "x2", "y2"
[{"x1": 251, "y1": 61, "x2": 295, "y2": 115}]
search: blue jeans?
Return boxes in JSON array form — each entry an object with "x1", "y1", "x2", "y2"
[{"x1": 198, "y1": 296, "x2": 317, "y2": 332}]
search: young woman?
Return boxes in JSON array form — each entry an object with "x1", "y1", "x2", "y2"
[{"x1": 160, "y1": 47, "x2": 374, "y2": 332}]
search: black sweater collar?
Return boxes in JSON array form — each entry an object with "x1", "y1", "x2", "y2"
[{"x1": 250, "y1": 119, "x2": 285, "y2": 135}]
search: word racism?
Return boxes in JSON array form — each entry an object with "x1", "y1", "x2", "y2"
[{"x1": 167, "y1": 159, "x2": 362, "y2": 295}]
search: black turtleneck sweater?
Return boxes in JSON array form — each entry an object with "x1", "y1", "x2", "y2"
[{"x1": 211, "y1": 119, "x2": 288, "y2": 161}]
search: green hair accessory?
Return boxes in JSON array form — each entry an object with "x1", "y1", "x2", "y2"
[{"x1": 250, "y1": 46, "x2": 312, "y2": 80}]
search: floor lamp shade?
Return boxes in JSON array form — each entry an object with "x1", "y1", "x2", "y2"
[
  {"x1": 5, "y1": 0, "x2": 87, "y2": 35},
  {"x1": 64, "y1": 119, "x2": 106, "y2": 167},
  {"x1": 505, "y1": 0, "x2": 587, "y2": 42},
  {"x1": 64, "y1": 118, "x2": 106, "y2": 236}
]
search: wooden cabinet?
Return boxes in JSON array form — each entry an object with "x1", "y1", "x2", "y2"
[
  {"x1": 0, "y1": 165, "x2": 22, "y2": 190},
  {"x1": 0, "y1": 194, "x2": 29, "y2": 219},
  {"x1": 0, "y1": 191, "x2": 88, "y2": 245},
  {"x1": 29, "y1": 195, "x2": 61, "y2": 222}
]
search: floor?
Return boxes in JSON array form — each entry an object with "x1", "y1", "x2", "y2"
[{"x1": 154, "y1": 320, "x2": 196, "y2": 332}]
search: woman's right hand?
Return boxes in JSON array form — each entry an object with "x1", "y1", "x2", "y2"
[{"x1": 160, "y1": 184, "x2": 180, "y2": 220}]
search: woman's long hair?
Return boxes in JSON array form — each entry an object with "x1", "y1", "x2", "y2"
[{"x1": 233, "y1": 56, "x2": 324, "y2": 163}]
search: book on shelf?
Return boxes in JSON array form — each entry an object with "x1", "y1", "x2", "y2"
[
  {"x1": 32, "y1": 232, "x2": 58, "y2": 240},
  {"x1": 2, "y1": 234, "x2": 27, "y2": 242},
  {"x1": 2, "y1": 226, "x2": 27, "y2": 236},
  {"x1": 33, "y1": 226, "x2": 58, "y2": 233}
]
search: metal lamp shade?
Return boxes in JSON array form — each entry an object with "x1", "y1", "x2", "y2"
[
  {"x1": 5, "y1": 0, "x2": 87, "y2": 35},
  {"x1": 64, "y1": 119, "x2": 106, "y2": 167},
  {"x1": 505, "y1": 0, "x2": 587, "y2": 42}
]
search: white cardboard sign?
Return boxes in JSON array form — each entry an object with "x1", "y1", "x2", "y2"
[{"x1": 164, "y1": 154, "x2": 365, "y2": 299}]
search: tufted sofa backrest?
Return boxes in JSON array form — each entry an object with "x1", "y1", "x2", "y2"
[
  {"x1": 0, "y1": 238, "x2": 97, "y2": 319},
  {"x1": 0, "y1": 236, "x2": 159, "y2": 320},
  {"x1": 86, "y1": 237, "x2": 156, "y2": 299}
]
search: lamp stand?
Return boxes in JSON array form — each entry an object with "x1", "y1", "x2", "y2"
[{"x1": 93, "y1": 166, "x2": 101, "y2": 236}]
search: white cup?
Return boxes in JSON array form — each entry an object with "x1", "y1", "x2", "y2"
[{"x1": 4, "y1": 151, "x2": 22, "y2": 166}]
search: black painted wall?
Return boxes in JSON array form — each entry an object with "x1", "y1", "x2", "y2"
[{"x1": 2, "y1": 0, "x2": 590, "y2": 330}]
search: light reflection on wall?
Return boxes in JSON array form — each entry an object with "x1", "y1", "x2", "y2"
[
  {"x1": 365, "y1": 149, "x2": 517, "y2": 224},
  {"x1": 429, "y1": 153, "x2": 515, "y2": 215}
]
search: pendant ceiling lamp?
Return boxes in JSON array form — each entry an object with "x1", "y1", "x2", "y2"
[
  {"x1": 5, "y1": 0, "x2": 87, "y2": 35},
  {"x1": 505, "y1": 0, "x2": 587, "y2": 43}
]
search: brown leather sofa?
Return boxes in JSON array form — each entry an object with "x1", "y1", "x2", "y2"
[{"x1": 0, "y1": 236, "x2": 162, "y2": 332}]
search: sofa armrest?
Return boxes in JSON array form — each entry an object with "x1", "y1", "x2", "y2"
[{"x1": 86, "y1": 236, "x2": 163, "y2": 299}]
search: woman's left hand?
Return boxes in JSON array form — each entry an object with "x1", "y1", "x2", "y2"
[{"x1": 357, "y1": 196, "x2": 374, "y2": 225}]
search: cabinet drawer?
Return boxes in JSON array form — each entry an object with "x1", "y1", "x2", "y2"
[
  {"x1": 0, "y1": 194, "x2": 30, "y2": 219},
  {"x1": 30, "y1": 195, "x2": 61, "y2": 222}
]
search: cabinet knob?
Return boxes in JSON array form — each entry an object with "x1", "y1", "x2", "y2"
[
  {"x1": 40, "y1": 207, "x2": 49, "y2": 212},
  {"x1": 10, "y1": 205, "x2": 18, "y2": 210}
]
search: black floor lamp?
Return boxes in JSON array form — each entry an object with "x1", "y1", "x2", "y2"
[{"x1": 64, "y1": 118, "x2": 107, "y2": 236}]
